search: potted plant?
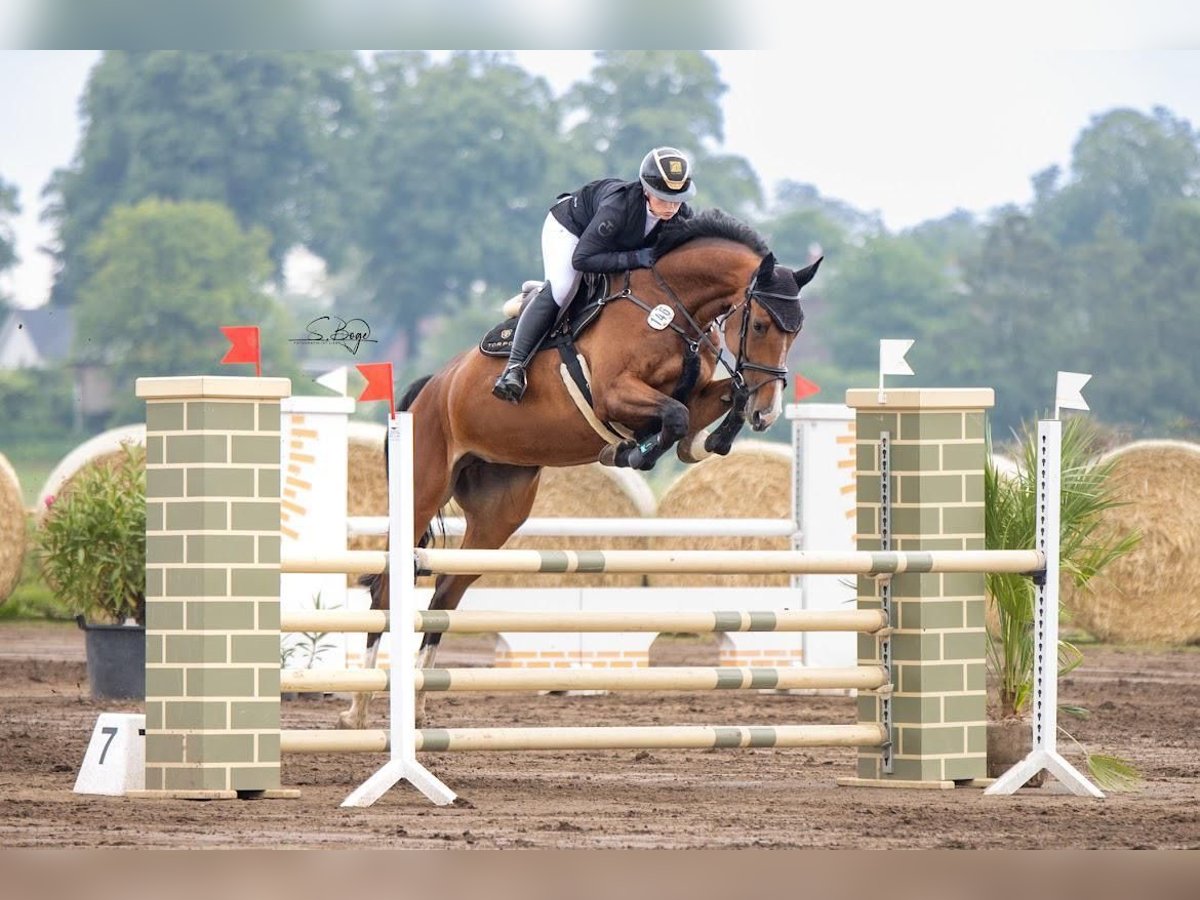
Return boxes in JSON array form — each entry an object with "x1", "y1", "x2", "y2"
[
  {"x1": 37, "y1": 443, "x2": 146, "y2": 700},
  {"x1": 985, "y1": 415, "x2": 1140, "y2": 788}
]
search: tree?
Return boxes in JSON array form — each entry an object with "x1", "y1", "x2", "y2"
[
  {"x1": 819, "y1": 231, "x2": 969, "y2": 382},
  {"x1": 356, "y1": 51, "x2": 565, "y2": 349},
  {"x1": 44, "y1": 51, "x2": 369, "y2": 305},
  {"x1": 562, "y1": 51, "x2": 762, "y2": 216},
  {"x1": 75, "y1": 199, "x2": 294, "y2": 424},
  {"x1": 1111, "y1": 199, "x2": 1200, "y2": 431},
  {"x1": 0, "y1": 176, "x2": 18, "y2": 307},
  {"x1": 1035, "y1": 107, "x2": 1200, "y2": 245},
  {"x1": 759, "y1": 182, "x2": 877, "y2": 264}
]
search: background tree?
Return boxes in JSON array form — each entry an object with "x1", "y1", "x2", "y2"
[
  {"x1": 1035, "y1": 107, "x2": 1200, "y2": 246},
  {"x1": 816, "y1": 230, "x2": 970, "y2": 393},
  {"x1": 562, "y1": 51, "x2": 762, "y2": 216},
  {"x1": 74, "y1": 198, "x2": 295, "y2": 425},
  {"x1": 759, "y1": 181, "x2": 882, "y2": 264},
  {"x1": 0, "y1": 176, "x2": 18, "y2": 307},
  {"x1": 1107, "y1": 199, "x2": 1200, "y2": 431},
  {"x1": 946, "y1": 107, "x2": 1200, "y2": 435},
  {"x1": 44, "y1": 51, "x2": 368, "y2": 306},
  {"x1": 356, "y1": 51, "x2": 565, "y2": 353}
]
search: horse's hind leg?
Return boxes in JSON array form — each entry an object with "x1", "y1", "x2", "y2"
[
  {"x1": 415, "y1": 459, "x2": 542, "y2": 725},
  {"x1": 337, "y1": 631, "x2": 381, "y2": 730}
]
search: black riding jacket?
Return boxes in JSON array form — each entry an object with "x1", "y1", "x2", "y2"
[{"x1": 550, "y1": 178, "x2": 694, "y2": 273}]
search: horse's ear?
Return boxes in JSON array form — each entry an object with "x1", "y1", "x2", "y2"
[
  {"x1": 755, "y1": 252, "x2": 777, "y2": 281},
  {"x1": 793, "y1": 256, "x2": 823, "y2": 289}
]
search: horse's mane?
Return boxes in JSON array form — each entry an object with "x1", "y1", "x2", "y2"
[{"x1": 653, "y1": 208, "x2": 770, "y2": 258}]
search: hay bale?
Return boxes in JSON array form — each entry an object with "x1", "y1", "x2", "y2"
[
  {"x1": 646, "y1": 440, "x2": 793, "y2": 588},
  {"x1": 470, "y1": 464, "x2": 655, "y2": 588},
  {"x1": 1063, "y1": 440, "x2": 1200, "y2": 645},
  {"x1": 346, "y1": 421, "x2": 388, "y2": 553},
  {"x1": 0, "y1": 453, "x2": 25, "y2": 604},
  {"x1": 37, "y1": 425, "x2": 147, "y2": 517},
  {"x1": 345, "y1": 424, "x2": 655, "y2": 588}
]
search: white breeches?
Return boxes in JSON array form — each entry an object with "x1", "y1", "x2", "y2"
[{"x1": 542, "y1": 213, "x2": 583, "y2": 308}]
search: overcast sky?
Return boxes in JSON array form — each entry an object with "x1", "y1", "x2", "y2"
[{"x1": 3, "y1": 34, "x2": 1200, "y2": 307}]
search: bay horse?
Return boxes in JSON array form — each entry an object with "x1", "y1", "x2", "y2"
[{"x1": 338, "y1": 209, "x2": 821, "y2": 729}]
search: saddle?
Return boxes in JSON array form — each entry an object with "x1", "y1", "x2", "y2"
[
  {"x1": 479, "y1": 273, "x2": 611, "y2": 358},
  {"x1": 479, "y1": 274, "x2": 634, "y2": 445}
]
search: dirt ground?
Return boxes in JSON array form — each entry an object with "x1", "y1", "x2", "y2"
[{"x1": 1, "y1": 620, "x2": 1197, "y2": 849}]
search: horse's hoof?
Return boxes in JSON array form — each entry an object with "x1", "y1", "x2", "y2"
[
  {"x1": 336, "y1": 712, "x2": 359, "y2": 730},
  {"x1": 599, "y1": 441, "x2": 635, "y2": 467}
]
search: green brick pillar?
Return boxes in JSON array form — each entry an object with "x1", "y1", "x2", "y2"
[
  {"x1": 846, "y1": 388, "x2": 993, "y2": 787},
  {"x1": 133, "y1": 375, "x2": 295, "y2": 799}
]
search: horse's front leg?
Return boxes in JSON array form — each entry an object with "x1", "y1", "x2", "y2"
[
  {"x1": 595, "y1": 378, "x2": 689, "y2": 471},
  {"x1": 677, "y1": 380, "x2": 747, "y2": 463}
]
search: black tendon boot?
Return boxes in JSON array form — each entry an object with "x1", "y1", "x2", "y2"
[{"x1": 492, "y1": 283, "x2": 559, "y2": 403}]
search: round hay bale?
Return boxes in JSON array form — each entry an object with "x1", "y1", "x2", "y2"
[
  {"x1": 469, "y1": 463, "x2": 655, "y2": 589},
  {"x1": 1063, "y1": 440, "x2": 1200, "y2": 645},
  {"x1": 37, "y1": 425, "x2": 146, "y2": 517},
  {"x1": 0, "y1": 453, "x2": 26, "y2": 604},
  {"x1": 345, "y1": 424, "x2": 655, "y2": 587},
  {"x1": 646, "y1": 440, "x2": 793, "y2": 588},
  {"x1": 346, "y1": 421, "x2": 388, "y2": 553}
]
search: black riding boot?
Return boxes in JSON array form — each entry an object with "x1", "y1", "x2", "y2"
[{"x1": 492, "y1": 283, "x2": 559, "y2": 404}]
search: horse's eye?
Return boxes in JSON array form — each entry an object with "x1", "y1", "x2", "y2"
[{"x1": 753, "y1": 320, "x2": 768, "y2": 335}]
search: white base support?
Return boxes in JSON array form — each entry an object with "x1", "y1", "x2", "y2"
[
  {"x1": 340, "y1": 757, "x2": 457, "y2": 807},
  {"x1": 983, "y1": 749, "x2": 1104, "y2": 798}
]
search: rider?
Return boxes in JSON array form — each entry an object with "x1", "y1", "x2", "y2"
[{"x1": 492, "y1": 146, "x2": 697, "y2": 404}]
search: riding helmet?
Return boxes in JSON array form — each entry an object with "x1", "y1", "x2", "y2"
[{"x1": 639, "y1": 147, "x2": 696, "y2": 201}]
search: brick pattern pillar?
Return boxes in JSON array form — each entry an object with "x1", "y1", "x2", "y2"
[
  {"x1": 134, "y1": 375, "x2": 292, "y2": 799},
  {"x1": 847, "y1": 388, "x2": 993, "y2": 785}
]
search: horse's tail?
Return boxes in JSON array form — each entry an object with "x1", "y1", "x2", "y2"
[{"x1": 397, "y1": 374, "x2": 433, "y2": 412}]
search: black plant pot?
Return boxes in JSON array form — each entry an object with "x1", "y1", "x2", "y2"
[{"x1": 76, "y1": 616, "x2": 145, "y2": 700}]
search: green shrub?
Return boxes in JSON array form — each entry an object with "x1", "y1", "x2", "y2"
[{"x1": 35, "y1": 443, "x2": 145, "y2": 624}]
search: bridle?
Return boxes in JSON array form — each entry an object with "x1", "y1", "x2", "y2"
[{"x1": 600, "y1": 263, "x2": 798, "y2": 400}]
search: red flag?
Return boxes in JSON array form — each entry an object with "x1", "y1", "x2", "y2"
[
  {"x1": 356, "y1": 363, "x2": 395, "y2": 417},
  {"x1": 794, "y1": 373, "x2": 821, "y2": 400},
  {"x1": 220, "y1": 326, "x2": 261, "y2": 377}
]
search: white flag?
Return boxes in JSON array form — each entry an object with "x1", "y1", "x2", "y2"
[
  {"x1": 879, "y1": 339, "x2": 915, "y2": 376},
  {"x1": 315, "y1": 366, "x2": 349, "y2": 396},
  {"x1": 1055, "y1": 371, "x2": 1091, "y2": 412}
]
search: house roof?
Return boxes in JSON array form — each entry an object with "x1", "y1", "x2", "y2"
[{"x1": 0, "y1": 306, "x2": 75, "y2": 364}]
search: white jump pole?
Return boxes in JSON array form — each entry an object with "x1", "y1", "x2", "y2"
[
  {"x1": 341, "y1": 412, "x2": 456, "y2": 808},
  {"x1": 985, "y1": 419, "x2": 1103, "y2": 797},
  {"x1": 350, "y1": 516, "x2": 797, "y2": 537},
  {"x1": 412, "y1": 547, "x2": 1044, "y2": 576}
]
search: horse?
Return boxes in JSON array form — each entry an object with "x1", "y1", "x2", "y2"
[{"x1": 338, "y1": 209, "x2": 821, "y2": 729}]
